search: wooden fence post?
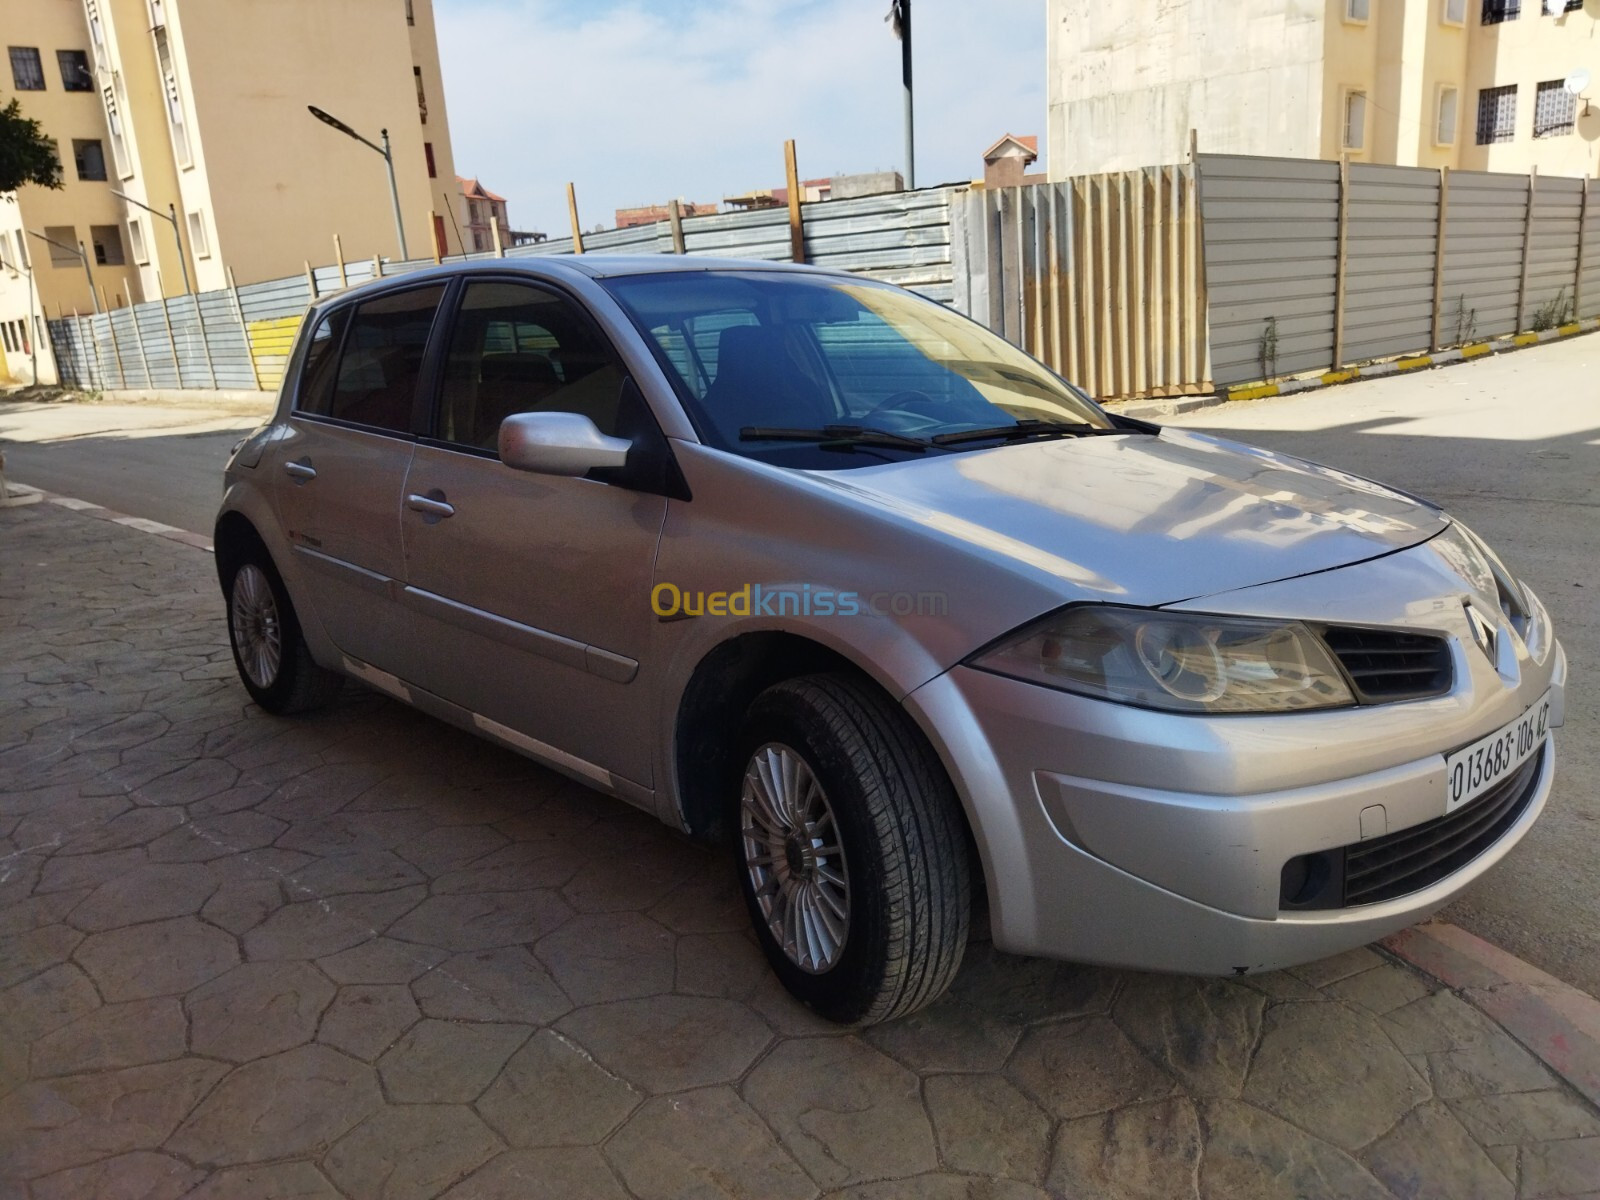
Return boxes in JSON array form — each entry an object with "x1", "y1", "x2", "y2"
[
  {"x1": 1332, "y1": 155, "x2": 1351, "y2": 372},
  {"x1": 333, "y1": 234, "x2": 348, "y2": 289},
  {"x1": 1516, "y1": 166, "x2": 1537, "y2": 331},
  {"x1": 159, "y1": 293, "x2": 184, "y2": 388},
  {"x1": 429, "y1": 211, "x2": 443, "y2": 265},
  {"x1": 101, "y1": 299, "x2": 128, "y2": 390},
  {"x1": 229, "y1": 267, "x2": 263, "y2": 392},
  {"x1": 124, "y1": 276, "x2": 152, "y2": 388},
  {"x1": 567, "y1": 183, "x2": 586, "y2": 254},
  {"x1": 785, "y1": 140, "x2": 807, "y2": 264},
  {"x1": 190, "y1": 292, "x2": 218, "y2": 388},
  {"x1": 1573, "y1": 178, "x2": 1587, "y2": 321},
  {"x1": 305, "y1": 261, "x2": 318, "y2": 300},
  {"x1": 1430, "y1": 167, "x2": 1451, "y2": 351},
  {"x1": 668, "y1": 199, "x2": 687, "y2": 254},
  {"x1": 490, "y1": 217, "x2": 505, "y2": 258}
]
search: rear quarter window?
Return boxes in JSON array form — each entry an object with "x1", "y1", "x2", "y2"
[{"x1": 293, "y1": 309, "x2": 348, "y2": 417}]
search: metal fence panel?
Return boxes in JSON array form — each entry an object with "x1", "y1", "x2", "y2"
[
  {"x1": 1526, "y1": 175, "x2": 1583, "y2": 327},
  {"x1": 1582, "y1": 180, "x2": 1600, "y2": 320},
  {"x1": 1342, "y1": 163, "x2": 1441, "y2": 365},
  {"x1": 199, "y1": 290, "x2": 257, "y2": 390},
  {"x1": 1440, "y1": 170, "x2": 1529, "y2": 342},
  {"x1": 1198, "y1": 154, "x2": 1340, "y2": 385}
]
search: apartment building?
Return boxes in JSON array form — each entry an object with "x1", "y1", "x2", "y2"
[
  {"x1": 1048, "y1": 0, "x2": 1600, "y2": 177},
  {"x1": 2, "y1": 0, "x2": 464, "y2": 385}
]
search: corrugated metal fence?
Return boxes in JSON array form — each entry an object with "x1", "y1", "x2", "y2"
[
  {"x1": 45, "y1": 187, "x2": 954, "y2": 393},
  {"x1": 45, "y1": 157, "x2": 1598, "y2": 399},
  {"x1": 1199, "y1": 154, "x2": 1600, "y2": 388}
]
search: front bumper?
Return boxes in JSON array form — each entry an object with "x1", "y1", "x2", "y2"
[{"x1": 903, "y1": 639, "x2": 1565, "y2": 976}]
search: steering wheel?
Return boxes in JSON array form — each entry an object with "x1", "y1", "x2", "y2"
[{"x1": 860, "y1": 389, "x2": 942, "y2": 422}]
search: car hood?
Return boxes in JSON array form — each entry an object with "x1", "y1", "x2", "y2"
[{"x1": 805, "y1": 429, "x2": 1448, "y2": 606}]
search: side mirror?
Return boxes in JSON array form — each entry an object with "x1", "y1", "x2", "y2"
[{"x1": 498, "y1": 411, "x2": 632, "y2": 477}]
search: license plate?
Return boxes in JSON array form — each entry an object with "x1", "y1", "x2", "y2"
[{"x1": 1444, "y1": 690, "x2": 1551, "y2": 814}]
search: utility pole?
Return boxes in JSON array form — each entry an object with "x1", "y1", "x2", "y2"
[
  {"x1": 110, "y1": 189, "x2": 193, "y2": 295},
  {"x1": 889, "y1": 0, "x2": 915, "y2": 190},
  {"x1": 308, "y1": 106, "x2": 410, "y2": 261}
]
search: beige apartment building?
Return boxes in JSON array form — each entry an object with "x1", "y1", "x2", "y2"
[
  {"x1": 1048, "y1": 0, "x2": 1600, "y2": 178},
  {"x1": 3, "y1": 0, "x2": 464, "y2": 385}
]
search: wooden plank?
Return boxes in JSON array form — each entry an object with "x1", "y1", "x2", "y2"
[
  {"x1": 333, "y1": 234, "x2": 348, "y2": 289},
  {"x1": 668, "y1": 199, "x2": 687, "y2": 255},
  {"x1": 1516, "y1": 167, "x2": 1536, "y2": 331},
  {"x1": 784, "y1": 140, "x2": 806, "y2": 264},
  {"x1": 1431, "y1": 167, "x2": 1450, "y2": 350},
  {"x1": 1574, "y1": 177, "x2": 1587, "y2": 321},
  {"x1": 567, "y1": 183, "x2": 586, "y2": 254},
  {"x1": 1132, "y1": 170, "x2": 1149, "y2": 397},
  {"x1": 1332, "y1": 155, "x2": 1351, "y2": 371},
  {"x1": 1097, "y1": 175, "x2": 1114, "y2": 397}
]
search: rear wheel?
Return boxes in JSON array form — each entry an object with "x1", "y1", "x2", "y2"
[
  {"x1": 224, "y1": 550, "x2": 342, "y2": 714},
  {"x1": 734, "y1": 673, "x2": 971, "y2": 1025}
]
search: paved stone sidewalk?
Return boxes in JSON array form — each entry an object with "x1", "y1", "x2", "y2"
[{"x1": 2, "y1": 497, "x2": 1599, "y2": 1200}]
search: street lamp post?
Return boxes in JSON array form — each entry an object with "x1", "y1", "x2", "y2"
[
  {"x1": 110, "y1": 189, "x2": 192, "y2": 295},
  {"x1": 307, "y1": 105, "x2": 409, "y2": 261},
  {"x1": 27, "y1": 229, "x2": 100, "y2": 313}
]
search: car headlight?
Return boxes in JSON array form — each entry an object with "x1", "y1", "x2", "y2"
[{"x1": 969, "y1": 605, "x2": 1356, "y2": 714}]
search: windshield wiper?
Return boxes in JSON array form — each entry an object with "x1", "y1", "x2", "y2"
[
  {"x1": 930, "y1": 419, "x2": 1127, "y2": 447},
  {"x1": 739, "y1": 425, "x2": 932, "y2": 452}
]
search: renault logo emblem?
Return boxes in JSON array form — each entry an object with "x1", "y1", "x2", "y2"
[{"x1": 1465, "y1": 601, "x2": 1498, "y2": 660}]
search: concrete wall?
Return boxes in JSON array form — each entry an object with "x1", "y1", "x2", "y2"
[{"x1": 1047, "y1": 0, "x2": 1329, "y2": 176}]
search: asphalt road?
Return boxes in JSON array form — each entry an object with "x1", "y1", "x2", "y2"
[
  {"x1": 3, "y1": 339, "x2": 1596, "y2": 992},
  {"x1": 0, "y1": 398, "x2": 264, "y2": 536}
]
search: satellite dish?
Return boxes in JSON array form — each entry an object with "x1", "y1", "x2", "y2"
[{"x1": 1567, "y1": 67, "x2": 1592, "y2": 97}]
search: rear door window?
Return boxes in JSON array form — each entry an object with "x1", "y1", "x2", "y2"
[{"x1": 313, "y1": 285, "x2": 444, "y2": 433}]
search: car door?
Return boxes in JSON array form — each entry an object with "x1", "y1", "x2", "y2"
[
  {"x1": 397, "y1": 277, "x2": 669, "y2": 788},
  {"x1": 271, "y1": 283, "x2": 446, "y2": 671}
]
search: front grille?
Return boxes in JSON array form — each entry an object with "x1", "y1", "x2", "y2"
[
  {"x1": 1280, "y1": 747, "x2": 1544, "y2": 910},
  {"x1": 1321, "y1": 626, "x2": 1453, "y2": 703}
]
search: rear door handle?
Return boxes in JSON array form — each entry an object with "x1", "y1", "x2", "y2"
[
  {"x1": 284, "y1": 459, "x2": 316, "y2": 481},
  {"x1": 406, "y1": 492, "x2": 455, "y2": 520}
]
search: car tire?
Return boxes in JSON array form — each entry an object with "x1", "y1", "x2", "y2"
[
  {"x1": 734, "y1": 673, "x2": 971, "y2": 1025},
  {"x1": 223, "y1": 549, "x2": 342, "y2": 715}
]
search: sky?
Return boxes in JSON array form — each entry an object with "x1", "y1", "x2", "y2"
[{"x1": 433, "y1": 0, "x2": 1046, "y2": 235}]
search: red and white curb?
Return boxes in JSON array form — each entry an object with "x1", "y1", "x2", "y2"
[
  {"x1": 2, "y1": 481, "x2": 212, "y2": 552},
  {"x1": 1385, "y1": 921, "x2": 1600, "y2": 1110}
]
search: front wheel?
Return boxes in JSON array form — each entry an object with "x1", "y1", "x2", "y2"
[
  {"x1": 224, "y1": 551, "x2": 342, "y2": 715},
  {"x1": 735, "y1": 674, "x2": 971, "y2": 1025}
]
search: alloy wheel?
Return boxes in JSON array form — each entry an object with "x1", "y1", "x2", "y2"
[
  {"x1": 740, "y1": 742, "x2": 851, "y2": 973},
  {"x1": 230, "y1": 564, "x2": 283, "y2": 690}
]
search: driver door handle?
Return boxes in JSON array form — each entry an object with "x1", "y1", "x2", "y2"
[
  {"x1": 406, "y1": 493, "x2": 455, "y2": 519},
  {"x1": 284, "y1": 459, "x2": 316, "y2": 481}
]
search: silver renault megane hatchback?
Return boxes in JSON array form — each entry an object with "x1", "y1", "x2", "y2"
[{"x1": 216, "y1": 256, "x2": 1565, "y2": 1024}]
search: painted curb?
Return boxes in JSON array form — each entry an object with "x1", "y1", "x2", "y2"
[
  {"x1": 1384, "y1": 921, "x2": 1600, "y2": 1111},
  {"x1": 2, "y1": 481, "x2": 212, "y2": 552},
  {"x1": 1217, "y1": 318, "x2": 1600, "y2": 406}
]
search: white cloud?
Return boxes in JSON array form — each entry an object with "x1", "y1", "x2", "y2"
[{"x1": 434, "y1": 0, "x2": 1044, "y2": 234}]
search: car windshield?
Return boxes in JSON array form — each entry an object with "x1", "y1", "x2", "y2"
[{"x1": 600, "y1": 271, "x2": 1113, "y2": 469}]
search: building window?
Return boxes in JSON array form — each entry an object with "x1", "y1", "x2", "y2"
[
  {"x1": 148, "y1": 0, "x2": 166, "y2": 25},
  {"x1": 473, "y1": 230, "x2": 487, "y2": 252},
  {"x1": 72, "y1": 138, "x2": 107, "y2": 181},
  {"x1": 405, "y1": 0, "x2": 415, "y2": 24},
  {"x1": 1346, "y1": 0, "x2": 1370, "y2": 21},
  {"x1": 469, "y1": 199, "x2": 481, "y2": 224},
  {"x1": 9, "y1": 47, "x2": 46, "y2": 90},
  {"x1": 187, "y1": 210, "x2": 210, "y2": 258},
  {"x1": 1534, "y1": 79, "x2": 1577, "y2": 136},
  {"x1": 1476, "y1": 84, "x2": 1518, "y2": 143},
  {"x1": 13, "y1": 231, "x2": 27, "y2": 270},
  {"x1": 1443, "y1": 0, "x2": 1467, "y2": 23},
  {"x1": 1481, "y1": 0, "x2": 1520, "y2": 23},
  {"x1": 414, "y1": 66, "x2": 427, "y2": 124},
  {"x1": 1546, "y1": 0, "x2": 1583, "y2": 11},
  {"x1": 424, "y1": 141, "x2": 436, "y2": 178},
  {"x1": 57, "y1": 50, "x2": 93, "y2": 91},
  {"x1": 128, "y1": 217, "x2": 148, "y2": 264},
  {"x1": 43, "y1": 226, "x2": 79, "y2": 266},
  {"x1": 1343, "y1": 90, "x2": 1368, "y2": 150},
  {"x1": 1436, "y1": 86, "x2": 1460, "y2": 144},
  {"x1": 90, "y1": 225, "x2": 124, "y2": 266},
  {"x1": 102, "y1": 85, "x2": 129, "y2": 175},
  {"x1": 154, "y1": 30, "x2": 191, "y2": 166}
]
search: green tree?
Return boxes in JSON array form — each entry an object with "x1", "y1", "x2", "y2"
[{"x1": 0, "y1": 95, "x2": 63, "y2": 193}]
